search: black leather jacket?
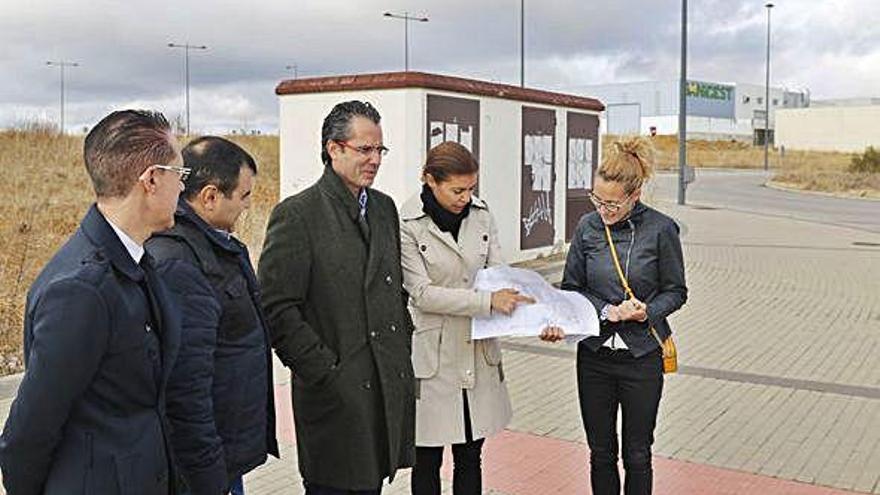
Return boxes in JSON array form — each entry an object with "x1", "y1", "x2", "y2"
[{"x1": 562, "y1": 202, "x2": 688, "y2": 357}]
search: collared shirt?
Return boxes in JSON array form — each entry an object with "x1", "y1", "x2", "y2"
[
  {"x1": 214, "y1": 228, "x2": 232, "y2": 241},
  {"x1": 358, "y1": 188, "x2": 368, "y2": 218},
  {"x1": 106, "y1": 217, "x2": 144, "y2": 264}
]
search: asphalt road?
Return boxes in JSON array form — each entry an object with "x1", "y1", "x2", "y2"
[{"x1": 648, "y1": 169, "x2": 880, "y2": 236}]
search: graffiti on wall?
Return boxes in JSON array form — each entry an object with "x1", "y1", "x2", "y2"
[{"x1": 521, "y1": 192, "x2": 553, "y2": 237}]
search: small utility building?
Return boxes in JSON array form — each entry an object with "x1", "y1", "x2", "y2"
[{"x1": 276, "y1": 71, "x2": 604, "y2": 262}]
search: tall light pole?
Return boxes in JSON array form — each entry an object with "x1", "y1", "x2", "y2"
[
  {"x1": 677, "y1": 0, "x2": 688, "y2": 205},
  {"x1": 383, "y1": 11, "x2": 429, "y2": 71},
  {"x1": 520, "y1": 0, "x2": 525, "y2": 87},
  {"x1": 764, "y1": 2, "x2": 774, "y2": 171},
  {"x1": 285, "y1": 64, "x2": 298, "y2": 79},
  {"x1": 167, "y1": 42, "x2": 208, "y2": 135},
  {"x1": 46, "y1": 60, "x2": 79, "y2": 134}
]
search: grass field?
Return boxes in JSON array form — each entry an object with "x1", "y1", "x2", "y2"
[
  {"x1": 0, "y1": 131, "x2": 876, "y2": 375},
  {"x1": 0, "y1": 130, "x2": 279, "y2": 375}
]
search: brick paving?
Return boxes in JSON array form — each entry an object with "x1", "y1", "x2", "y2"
[{"x1": 1, "y1": 190, "x2": 879, "y2": 494}]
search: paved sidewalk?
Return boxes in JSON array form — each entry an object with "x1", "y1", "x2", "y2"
[{"x1": 1, "y1": 193, "x2": 879, "y2": 494}]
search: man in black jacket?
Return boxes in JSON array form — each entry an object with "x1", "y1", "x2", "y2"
[
  {"x1": 147, "y1": 136, "x2": 278, "y2": 495},
  {"x1": 0, "y1": 110, "x2": 184, "y2": 494}
]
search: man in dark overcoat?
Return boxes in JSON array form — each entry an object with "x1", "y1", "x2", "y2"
[
  {"x1": 0, "y1": 110, "x2": 184, "y2": 494},
  {"x1": 258, "y1": 100, "x2": 415, "y2": 494}
]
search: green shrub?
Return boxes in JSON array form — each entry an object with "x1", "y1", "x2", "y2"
[{"x1": 849, "y1": 146, "x2": 880, "y2": 173}]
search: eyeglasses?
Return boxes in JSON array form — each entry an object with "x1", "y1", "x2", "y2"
[
  {"x1": 336, "y1": 140, "x2": 390, "y2": 157},
  {"x1": 153, "y1": 164, "x2": 192, "y2": 183},
  {"x1": 588, "y1": 191, "x2": 632, "y2": 213}
]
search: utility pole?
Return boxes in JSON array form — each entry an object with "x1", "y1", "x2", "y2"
[
  {"x1": 383, "y1": 11, "x2": 429, "y2": 71},
  {"x1": 520, "y1": 0, "x2": 525, "y2": 87},
  {"x1": 764, "y1": 2, "x2": 774, "y2": 171},
  {"x1": 46, "y1": 60, "x2": 79, "y2": 134},
  {"x1": 678, "y1": 0, "x2": 688, "y2": 205},
  {"x1": 168, "y1": 42, "x2": 208, "y2": 135}
]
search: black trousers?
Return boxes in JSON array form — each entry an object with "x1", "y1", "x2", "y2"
[
  {"x1": 577, "y1": 345, "x2": 664, "y2": 495},
  {"x1": 303, "y1": 481, "x2": 381, "y2": 495},
  {"x1": 411, "y1": 391, "x2": 484, "y2": 495}
]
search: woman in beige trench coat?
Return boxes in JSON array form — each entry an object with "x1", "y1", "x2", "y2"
[{"x1": 400, "y1": 142, "x2": 560, "y2": 495}]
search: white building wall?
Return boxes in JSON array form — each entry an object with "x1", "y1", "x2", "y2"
[
  {"x1": 776, "y1": 106, "x2": 880, "y2": 152},
  {"x1": 279, "y1": 89, "x2": 599, "y2": 262}
]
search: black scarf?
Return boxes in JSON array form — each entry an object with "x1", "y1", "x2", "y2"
[{"x1": 421, "y1": 183, "x2": 471, "y2": 241}]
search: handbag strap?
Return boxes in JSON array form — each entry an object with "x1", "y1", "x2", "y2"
[{"x1": 603, "y1": 223, "x2": 665, "y2": 347}]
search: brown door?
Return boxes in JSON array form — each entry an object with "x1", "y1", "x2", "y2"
[
  {"x1": 520, "y1": 107, "x2": 556, "y2": 250},
  {"x1": 426, "y1": 94, "x2": 481, "y2": 194},
  {"x1": 565, "y1": 112, "x2": 599, "y2": 240},
  {"x1": 426, "y1": 94, "x2": 480, "y2": 157}
]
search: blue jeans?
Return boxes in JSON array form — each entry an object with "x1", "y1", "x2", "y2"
[{"x1": 229, "y1": 476, "x2": 244, "y2": 495}]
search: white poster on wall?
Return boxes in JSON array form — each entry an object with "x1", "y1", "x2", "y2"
[
  {"x1": 567, "y1": 138, "x2": 593, "y2": 189},
  {"x1": 459, "y1": 125, "x2": 473, "y2": 152},
  {"x1": 444, "y1": 123, "x2": 459, "y2": 143},
  {"x1": 430, "y1": 121, "x2": 444, "y2": 148},
  {"x1": 527, "y1": 134, "x2": 553, "y2": 192}
]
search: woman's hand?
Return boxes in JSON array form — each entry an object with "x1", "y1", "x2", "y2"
[
  {"x1": 491, "y1": 288, "x2": 535, "y2": 315},
  {"x1": 539, "y1": 326, "x2": 566, "y2": 342},
  {"x1": 617, "y1": 298, "x2": 648, "y2": 322}
]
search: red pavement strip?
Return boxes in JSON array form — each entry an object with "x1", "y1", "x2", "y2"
[{"x1": 274, "y1": 384, "x2": 860, "y2": 495}]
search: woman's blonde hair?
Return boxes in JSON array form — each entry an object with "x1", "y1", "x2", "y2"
[{"x1": 597, "y1": 135, "x2": 656, "y2": 194}]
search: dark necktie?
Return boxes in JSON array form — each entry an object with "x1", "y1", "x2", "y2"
[{"x1": 357, "y1": 190, "x2": 370, "y2": 242}]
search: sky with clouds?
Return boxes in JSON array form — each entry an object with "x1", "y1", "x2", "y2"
[{"x1": 2, "y1": 0, "x2": 878, "y2": 134}]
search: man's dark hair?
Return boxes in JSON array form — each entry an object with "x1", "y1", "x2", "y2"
[
  {"x1": 181, "y1": 136, "x2": 257, "y2": 200},
  {"x1": 321, "y1": 100, "x2": 381, "y2": 166},
  {"x1": 83, "y1": 110, "x2": 176, "y2": 198}
]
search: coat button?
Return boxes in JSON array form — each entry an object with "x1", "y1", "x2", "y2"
[
  {"x1": 462, "y1": 277, "x2": 469, "y2": 283},
  {"x1": 482, "y1": 234, "x2": 489, "y2": 241},
  {"x1": 390, "y1": 324, "x2": 397, "y2": 332},
  {"x1": 363, "y1": 380, "x2": 372, "y2": 390},
  {"x1": 385, "y1": 274, "x2": 393, "y2": 285},
  {"x1": 370, "y1": 331, "x2": 378, "y2": 339},
  {"x1": 420, "y1": 244, "x2": 427, "y2": 252},
  {"x1": 466, "y1": 369, "x2": 473, "y2": 376},
  {"x1": 399, "y1": 371, "x2": 406, "y2": 379},
  {"x1": 145, "y1": 324, "x2": 152, "y2": 333}
]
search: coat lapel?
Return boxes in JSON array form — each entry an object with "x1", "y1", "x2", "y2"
[{"x1": 363, "y1": 190, "x2": 387, "y2": 286}]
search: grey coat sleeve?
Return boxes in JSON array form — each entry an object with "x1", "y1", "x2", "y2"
[
  {"x1": 0, "y1": 280, "x2": 110, "y2": 495},
  {"x1": 258, "y1": 203, "x2": 338, "y2": 386},
  {"x1": 646, "y1": 221, "x2": 688, "y2": 325}
]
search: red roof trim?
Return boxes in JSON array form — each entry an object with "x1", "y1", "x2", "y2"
[{"x1": 276, "y1": 71, "x2": 604, "y2": 112}]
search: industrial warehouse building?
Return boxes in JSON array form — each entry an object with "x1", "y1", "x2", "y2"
[
  {"x1": 276, "y1": 71, "x2": 604, "y2": 261},
  {"x1": 776, "y1": 99, "x2": 880, "y2": 152},
  {"x1": 579, "y1": 80, "x2": 809, "y2": 143}
]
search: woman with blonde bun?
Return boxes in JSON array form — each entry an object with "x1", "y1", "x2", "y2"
[{"x1": 561, "y1": 136, "x2": 687, "y2": 494}]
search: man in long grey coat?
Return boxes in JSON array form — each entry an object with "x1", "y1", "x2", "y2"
[{"x1": 258, "y1": 100, "x2": 415, "y2": 494}]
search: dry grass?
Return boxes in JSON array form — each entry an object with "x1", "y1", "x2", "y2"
[
  {"x1": 2, "y1": 131, "x2": 877, "y2": 375},
  {"x1": 0, "y1": 131, "x2": 280, "y2": 375},
  {"x1": 619, "y1": 134, "x2": 879, "y2": 199}
]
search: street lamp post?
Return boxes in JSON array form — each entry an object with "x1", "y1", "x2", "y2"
[
  {"x1": 285, "y1": 64, "x2": 298, "y2": 79},
  {"x1": 46, "y1": 60, "x2": 79, "y2": 135},
  {"x1": 678, "y1": 0, "x2": 688, "y2": 205},
  {"x1": 382, "y1": 11, "x2": 429, "y2": 71},
  {"x1": 764, "y1": 2, "x2": 774, "y2": 171},
  {"x1": 167, "y1": 42, "x2": 208, "y2": 135},
  {"x1": 520, "y1": 0, "x2": 525, "y2": 87}
]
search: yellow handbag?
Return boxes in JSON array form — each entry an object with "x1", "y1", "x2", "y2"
[{"x1": 603, "y1": 224, "x2": 678, "y2": 374}]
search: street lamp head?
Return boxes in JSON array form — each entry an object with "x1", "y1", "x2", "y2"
[
  {"x1": 167, "y1": 42, "x2": 174, "y2": 47},
  {"x1": 765, "y1": 2, "x2": 774, "y2": 8},
  {"x1": 383, "y1": 11, "x2": 392, "y2": 17},
  {"x1": 417, "y1": 16, "x2": 429, "y2": 22}
]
